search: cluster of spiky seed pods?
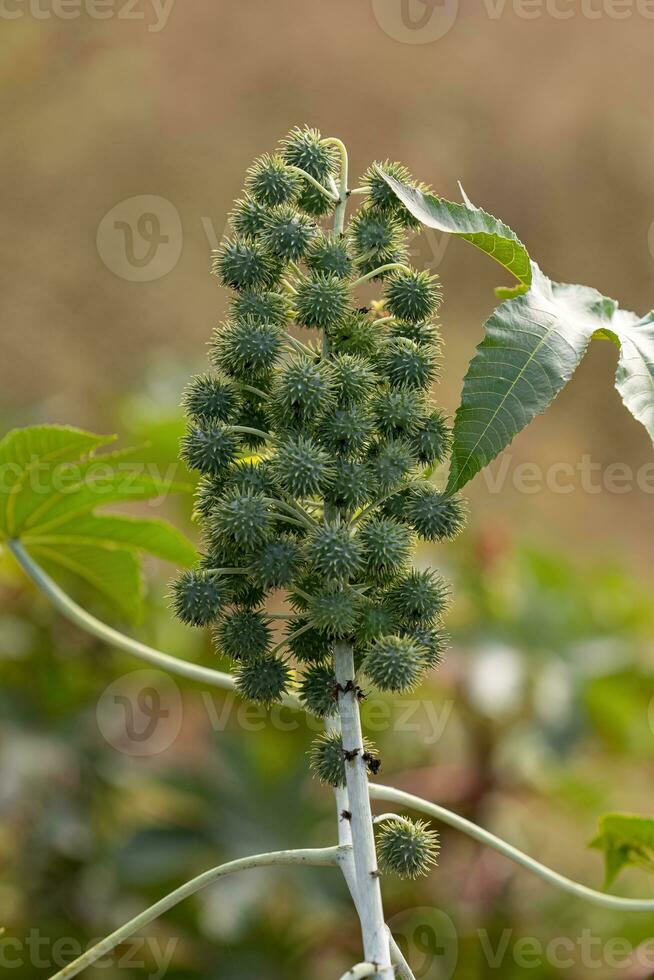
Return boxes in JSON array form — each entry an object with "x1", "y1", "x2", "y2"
[{"x1": 172, "y1": 127, "x2": 464, "y2": 877}]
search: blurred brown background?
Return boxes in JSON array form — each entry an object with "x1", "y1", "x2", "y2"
[{"x1": 2, "y1": 0, "x2": 652, "y2": 570}]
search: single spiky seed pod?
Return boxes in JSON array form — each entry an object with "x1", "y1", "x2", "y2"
[
  {"x1": 324, "y1": 459, "x2": 372, "y2": 513},
  {"x1": 367, "y1": 439, "x2": 414, "y2": 492},
  {"x1": 230, "y1": 193, "x2": 270, "y2": 239},
  {"x1": 170, "y1": 570, "x2": 229, "y2": 627},
  {"x1": 194, "y1": 474, "x2": 228, "y2": 520},
  {"x1": 307, "y1": 524, "x2": 363, "y2": 583},
  {"x1": 362, "y1": 161, "x2": 427, "y2": 230},
  {"x1": 208, "y1": 491, "x2": 271, "y2": 550},
  {"x1": 377, "y1": 818, "x2": 440, "y2": 879},
  {"x1": 358, "y1": 517, "x2": 413, "y2": 585},
  {"x1": 182, "y1": 373, "x2": 241, "y2": 423},
  {"x1": 309, "y1": 587, "x2": 360, "y2": 638},
  {"x1": 329, "y1": 354, "x2": 377, "y2": 405},
  {"x1": 319, "y1": 404, "x2": 375, "y2": 456},
  {"x1": 309, "y1": 732, "x2": 377, "y2": 787},
  {"x1": 212, "y1": 238, "x2": 278, "y2": 292},
  {"x1": 214, "y1": 609, "x2": 272, "y2": 661},
  {"x1": 271, "y1": 435, "x2": 333, "y2": 498},
  {"x1": 236, "y1": 653, "x2": 291, "y2": 706},
  {"x1": 327, "y1": 310, "x2": 380, "y2": 358},
  {"x1": 401, "y1": 625, "x2": 449, "y2": 669},
  {"x1": 299, "y1": 662, "x2": 338, "y2": 717},
  {"x1": 295, "y1": 273, "x2": 349, "y2": 329},
  {"x1": 379, "y1": 484, "x2": 418, "y2": 524},
  {"x1": 410, "y1": 411, "x2": 451, "y2": 465},
  {"x1": 386, "y1": 569, "x2": 449, "y2": 627},
  {"x1": 229, "y1": 576, "x2": 269, "y2": 610},
  {"x1": 250, "y1": 538, "x2": 301, "y2": 589},
  {"x1": 298, "y1": 182, "x2": 336, "y2": 217},
  {"x1": 389, "y1": 318, "x2": 440, "y2": 347},
  {"x1": 355, "y1": 600, "x2": 397, "y2": 647},
  {"x1": 363, "y1": 634, "x2": 426, "y2": 692},
  {"x1": 280, "y1": 126, "x2": 336, "y2": 179},
  {"x1": 210, "y1": 318, "x2": 282, "y2": 381},
  {"x1": 377, "y1": 337, "x2": 437, "y2": 390},
  {"x1": 349, "y1": 207, "x2": 408, "y2": 277},
  {"x1": 372, "y1": 388, "x2": 426, "y2": 438},
  {"x1": 306, "y1": 232, "x2": 353, "y2": 279},
  {"x1": 230, "y1": 289, "x2": 293, "y2": 326},
  {"x1": 385, "y1": 269, "x2": 441, "y2": 323},
  {"x1": 260, "y1": 206, "x2": 316, "y2": 261},
  {"x1": 246, "y1": 153, "x2": 299, "y2": 207},
  {"x1": 286, "y1": 616, "x2": 332, "y2": 662},
  {"x1": 270, "y1": 357, "x2": 334, "y2": 428},
  {"x1": 226, "y1": 459, "x2": 277, "y2": 497},
  {"x1": 407, "y1": 486, "x2": 467, "y2": 541},
  {"x1": 180, "y1": 422, "x2": 237, "y2": 477}
]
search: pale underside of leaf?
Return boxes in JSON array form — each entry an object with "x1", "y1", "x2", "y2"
[{"x1": 590, "y1": 813, "x2": 654, "y2": 888}]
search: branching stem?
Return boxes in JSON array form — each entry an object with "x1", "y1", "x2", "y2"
[
  {"x1": 352, "y1": 263, "x2": 412, "y2": 288},
  {"x1": 285, "y1": 164, "x2": 339, "y2": 202}
]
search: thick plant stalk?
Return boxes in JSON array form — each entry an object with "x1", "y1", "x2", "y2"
[
  {"x1": 47, "y1": 847, "x2": 341, "y2": 980},
  {"x1": 334, "y1": 641, "x2": 393, "y2": 979}
]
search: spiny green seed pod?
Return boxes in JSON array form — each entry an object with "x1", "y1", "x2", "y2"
[
  {"x1": 377, "y1": 338, "x2": 437, "y2": 390},
  {"x1": 246, "y1": 153, "x2": 299, "y2": 207},
  {"x1": 236, "y1": 653, "x2": 291, "y2": 706},
  {"x1": 250, "y1": 537, "x2": 301, "y2": 589},
  {"x1": 363, "y1": 634, "x2": 426, "y2": 692},
  {"x1": 306, "y1": 232, "x2": 352, "y2": 279},
  {"x1": 327, "y1": 310, "x2": 380, "y2": 358},
  {"x1": 410, "y1": 411, "x2": 451, "y2": 465},
  {"x1": 295, "y1": 273, "x2": 349, "y2": 329},
  {"x1": 309, "y1": 587, "x2": 360, "y2": 638},
  {"x1": 324, "y1": 458, "x2": 372, "y2": 513},
  {"x1": 226, "y1": 459, "x2": 277, "y2": 497},
  {"x1": 182, "y1": 373, "x2": 241, "y2": 423},
  {"x1": 385, "y1": 269, "x2": 441, "y2": 323},
  {"x1": 210, "y1": 318, "x2": 282, "y2": 381},
  {"x1": 329, "y1": 353, "x2": 376, "y2": 405},
  {"x1": 271, "y1": 435, "x2": 333, "y2": 498},
  {"x1": 208, "y1": 490, "x2": 271, "y2": 550},
  {"x1": 170, "y1": 569, "x2": 229, "y2": 627},
  {"x1": 307, "y1": 523, "x2": 363, "y2": 583},
  {"x1": 389, "y1": 318, "x2": 440, "y2": 347},
  {"x1": 372, "y1": 388, "x2": 425, "y2": 438},
  {"x1": 230, "y1": 193, "x2": 270, "y2": 239},
  {"x1": 379, "y1": 484, "x2": 418, "y2": 524},
  {"x1": 386, "y1": 569, "x2": 449, "y2": 627},
  {"x1": 406, "y1": 486, "x2": 467, "y2": 541},
  {"x1": 362, "y1": 161, "x2": 427, "y2": 230},
  {"x1": 377, "y1": 818, "x2": 440, "y2": 878},
  {"x1": 286, "y1": 616, "x2": 332, "y2": 662},
  {"x1": 214, "y1": 608, "x2": 272, "y2": 661},
  {"x1": 180, "y1": 422, "x2": 237, "y2": 477},
  {"x1": 212, "y1": 238, "x2": 278, "y2": 292},
  {"x1": 280, "y1": 126, "x2": 336, "y2": 180},
  {"x1": 261, "y1": 206, "x2": 316, "y2": 261},
  {"x1": 298, "y1": 182, "x2": 336, "y2": 218},
  {"x1": 401, "y1": 625, "x2": 449, "y2": 669},
  {"x1": 319, "y1": 404, "x2": 374, "y2": 456},
  {"x1": 358, "y1": 517, "x2": 413, "y2": 585},
  {"x1": 349, "y1": 207, "x2": 408, "y2": 277},
  {"x1": 308, "y1": 732, "x2": 377, "y2": 787},
  {"x1": 194, "y1": 474, "x2": 228, "y2": 520},
  {"x1": 230, "y1": 289, "x2": 293, "y2": 326},
  {"x1": 270, "y1": 357, "x2": 334, "y2": 428},
  {"x1": 229, "y1": 576, "x2": 269, "y2": 610},
  {"x1": 355, "y1": 600, "x2": 397, "y2": 647},
  {"x1": 299, "y1": 662, "x2": 337, "y2": 717},
  {"x1": 367, "y1": 439, "x2": 414, "y2": 492}
]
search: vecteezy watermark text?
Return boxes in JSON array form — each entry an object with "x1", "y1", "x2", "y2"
[
  {"x1": 0, "y1": 458, "x2": 181, "y2": 505},
  {"x1": 481, "y1": 453, "x2": 654, "y2": 496},
  {"x1": 0, "y1": 930, "x2": 177, "y2": 978},
  {"x1": 0, "y1": 0, "x2": 175, "y2": 30}
]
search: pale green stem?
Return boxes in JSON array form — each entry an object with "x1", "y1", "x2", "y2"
[
  {"x1": 285, "y1": 164, "x2": 339, "y2": 202},
  {"x1": 350, "y1": 186, "x2": 371, "y2": 196},
  {"x1": 7, "y1": 540, "x2": 302, "y2": 710},
  {"x1": 324, "y1": 136, "x2": 349, "y2": 237},
  {"x1": 271, "y1": 619, "x2": 315, "y2": 656},
  {"x1": 339, "y1": 964, "x2": 381, "y2": 980},
  {"x1": 229, "y1": 424, "x2": 272, "y2": 443},
  {"x1": 204, "y1": 566, "x2": 252, "y2": 576},
  {"x1": 283, "y1": 332, "x2": 316, "y2": 358},
  {"x1": 372, "y1": 316, "x2": 395, "y2": 327},
  {"x1": 241, "y1": 384, "x2": 268, "y2": 400},
  {"x1": 351, "y1": 263, "x2": 412, "y2": 288},
  {"x1": 47, "y1": 847, "x2": 342, "y2": 980},
  {"x1": 370, "y1": 785, "x2": 654, "y2": 913},
  {"x1": 263, "y1": 496, "x2": 319, "y2": 530},
  {"x1": 281, "y1": 278, "x2": 299, "y2": 296}
]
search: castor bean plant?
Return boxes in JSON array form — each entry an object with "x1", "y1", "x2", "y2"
[{"x1": 4, "y1": 126, "x2": 654, "y2": 979}]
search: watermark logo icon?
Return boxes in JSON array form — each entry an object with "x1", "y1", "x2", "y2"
[
  {"x1": 388, "y1": 906, "x2": 458, "y2": 978},
  {"x1": 96, "y1": 195, "x2": 183, "y2": 282},
  {"x1": 371, "y1": 0, "x2": 459, "y2": 43},
  {"x1": 96, "y1": 669, "x2": 182, "y2": 756}
]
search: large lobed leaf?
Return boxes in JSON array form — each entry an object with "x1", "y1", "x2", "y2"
[
  {"x1": 590, "y1": 813, "x2": 654, "y2": 888},
  {"x1": 0, "y1": 424, "x2": 195, "y2": 620},
  {"x1": 380, "y1": 172, "x2": 532, "y2": 290}
]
